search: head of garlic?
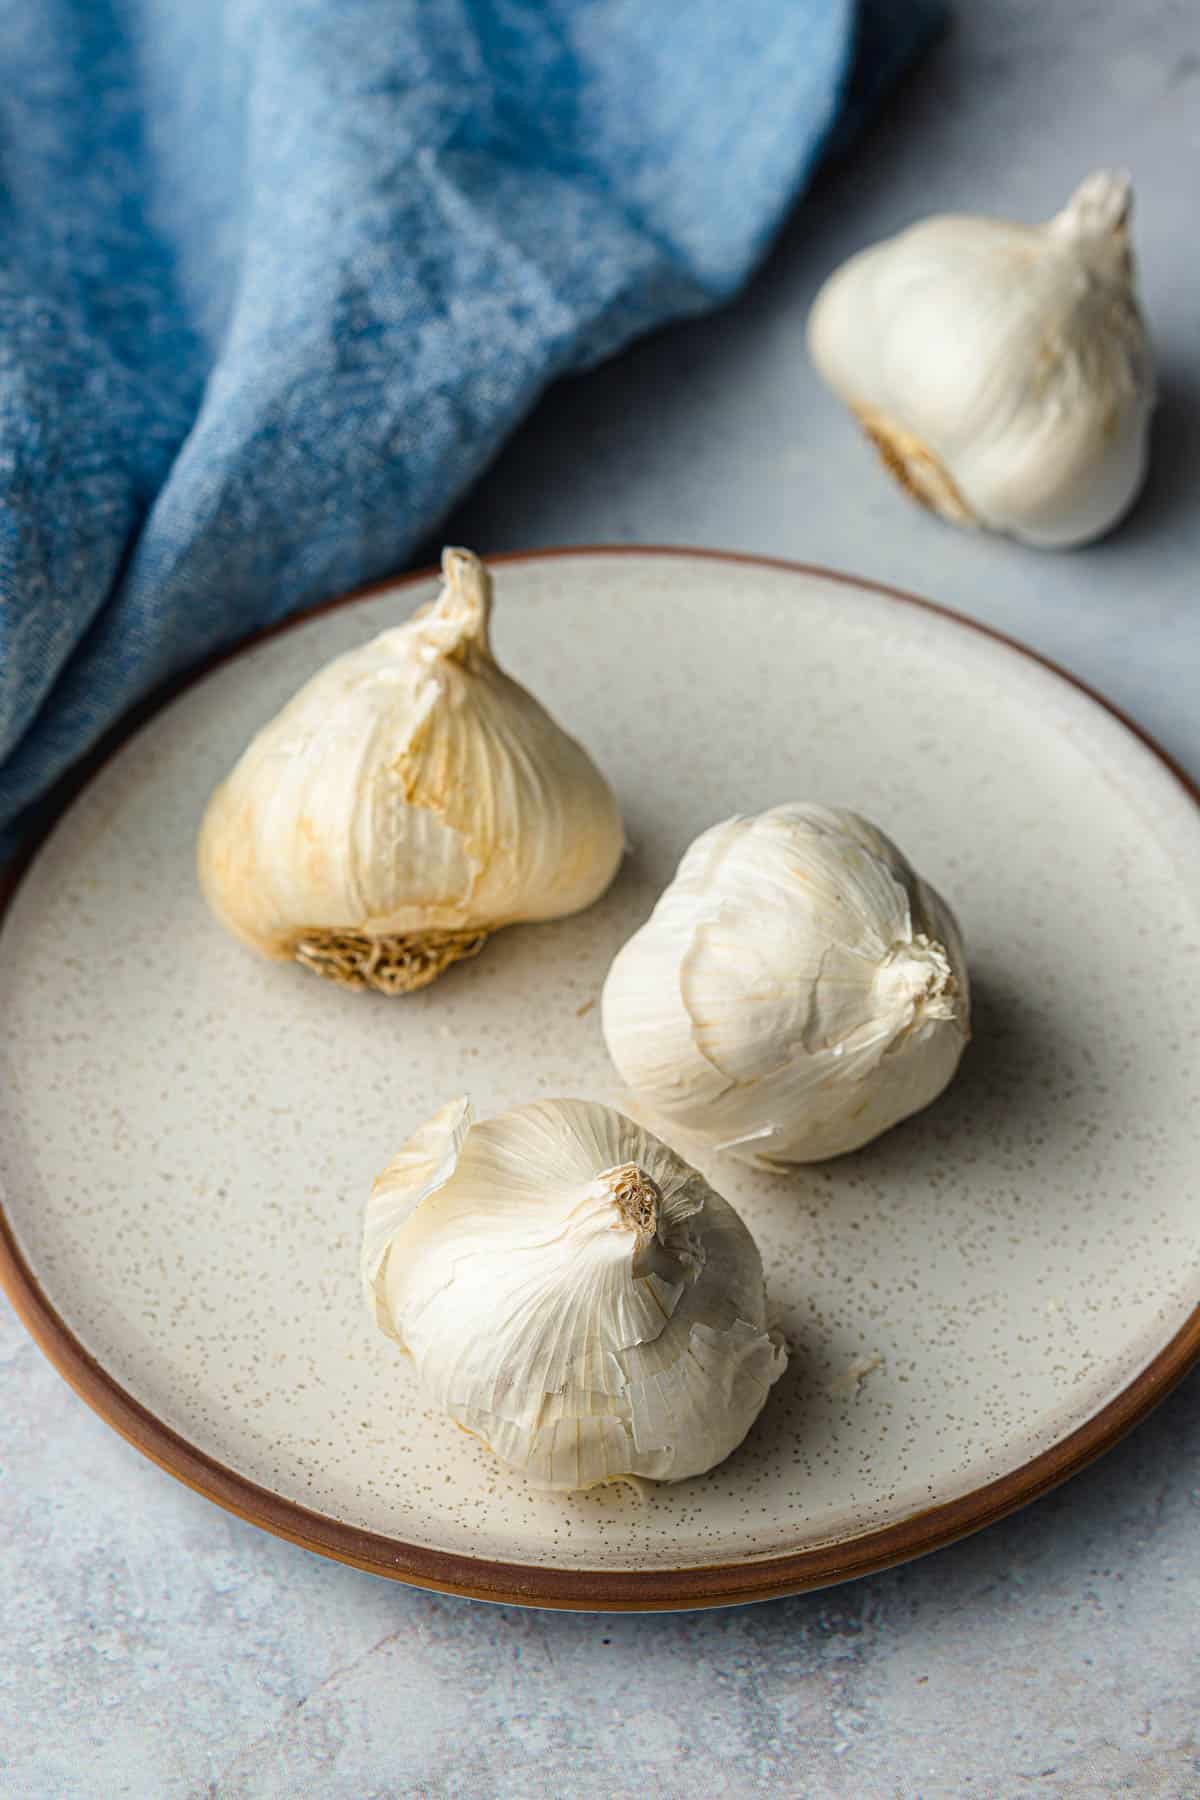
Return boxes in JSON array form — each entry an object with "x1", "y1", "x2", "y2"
[
  {"x1": 807, "y1": 171, "x2": 1153, "y2": 548},
  {"x1": 601, "y1": 805, "x2": 969, "y2": 1166},
  {"x1": 198, "y1": 548, "x2": 624, "y2": 993},
  {"x1": 362, "y1": 1096, "x2": 786, "y2": 1490}
]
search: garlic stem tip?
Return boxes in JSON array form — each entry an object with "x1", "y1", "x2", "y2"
[
  {"x1": 876, "y1": 935, "x2": 959, "y2": 1031},
  {"x1": 434, "y1": 545, "x2": 494, "y2": 654},
  {"x1": 1054, "y1": 168, "x2": 1133, "y2": 240},
  {"x1": 603, "y1": 1162, "x2": 662, "y2": 1237}
]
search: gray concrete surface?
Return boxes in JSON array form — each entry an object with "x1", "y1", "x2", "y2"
[{"x1": 4, "y1": 2, "x2": 1199, "y2": 1794}]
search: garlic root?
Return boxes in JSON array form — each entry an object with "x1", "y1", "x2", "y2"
[
  {"x1": 291, "y1": 926, "x2": 488, "y2": 994},
  {"x1": 854, "y1": 407, "x2": 977, "y2": 528}
]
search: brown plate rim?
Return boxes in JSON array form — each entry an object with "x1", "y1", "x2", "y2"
[{"x1": 2, "y1": 543, "x2": 1198, "y2": 1612}]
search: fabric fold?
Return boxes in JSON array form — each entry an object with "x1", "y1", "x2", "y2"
[{"x1": 0, "y1": 0, "x2": 943, "y2": 849}]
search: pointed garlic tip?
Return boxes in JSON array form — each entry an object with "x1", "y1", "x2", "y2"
[
  {"x1": 601, "y1": 1163, "x2": 662, "y2": 1237},
  {"x1": 431, "y1": 545, "x2": 494, "y2": 658},
  {"x1": 874, "y1": 935, "x2": 960, "y2": 1042},
  {"x1": 598, "y1": 1162, "x2": 686, "y2": 1286},
  {"x1": 1050, "y1": 168, "x2": 1133, "y2": 242}
]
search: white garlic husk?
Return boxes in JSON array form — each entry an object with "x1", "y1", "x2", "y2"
[
  {"x1": 602, "y1": 805, "x2": 970, "y2": 1166},
  {"x1": 198, "y1": 548, "x2": 624, "y2": 993},
  {"x1": 807, "y1": 171, "x2": 1154, "y2": 548},
  {"x1": 362, "y1": 1096, "x2": 786, "y2": 1490}
]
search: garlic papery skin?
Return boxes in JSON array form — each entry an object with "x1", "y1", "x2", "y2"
[
  {"x1": 362, "y1": 1097, "x2": 786, "y2": 1490},
  {"x1": 807, "y1": 172, "x2": 1154, "y2": 548},
  {"x1": 601, "y1": 805, "x2": 970, "y2": 1166},
  {"x1": 198, "y1": 548, "x2": 624, "y2": 993}
]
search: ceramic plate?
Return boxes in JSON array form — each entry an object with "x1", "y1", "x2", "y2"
[{"x1": 3, "y1": 549, "x2": 1198, "y2": 1612}]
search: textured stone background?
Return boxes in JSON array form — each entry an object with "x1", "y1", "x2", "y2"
[{"x1": 4, "y1": 1, "x2": 1200, "y2": 1793}]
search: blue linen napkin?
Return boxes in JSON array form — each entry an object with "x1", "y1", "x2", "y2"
[{"x1": 0, "y1": 0, "x2": 941, "y2": 851}]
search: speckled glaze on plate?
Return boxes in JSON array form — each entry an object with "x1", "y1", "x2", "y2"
[{"x1": 2, "y1": 548, "x2": 1199, "y2": 1612}]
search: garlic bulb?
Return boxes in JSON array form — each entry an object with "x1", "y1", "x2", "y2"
[
  {"x1": 602, "y1": 805, "x2": 969, "y2": 1165},
  {"x1": 807, "y1": 172, "x2": 1153, "y2": 548},
  {"x1": 363, "y1": 1096, "x2": 786, "y2": 1489},
  {"x1": 198, "y1": 549, "x2": 624, "y2": 992}
]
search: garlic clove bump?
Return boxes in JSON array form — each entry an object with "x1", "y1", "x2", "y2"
[
  {"x1": 363, "y1": 1096, "x2": 786, "y2": 1489},
  {"x1": 198, "y1": 549, "x2": 625, "y2": 992},
  {"x1": 601, "y1": 804, "x2": 970, "y2": 1165},
  {"x1": 807, "y1": 172, "x2": 1154, "y2": 548}
]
